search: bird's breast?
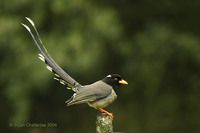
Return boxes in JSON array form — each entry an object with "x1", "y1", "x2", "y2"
[{"x1": 88, "y1": 89, "x2": 117, "y2": 108}]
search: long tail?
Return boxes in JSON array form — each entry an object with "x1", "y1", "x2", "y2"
[{"x1": 21, "y1": 17, "x2": 81, "y2": 91}]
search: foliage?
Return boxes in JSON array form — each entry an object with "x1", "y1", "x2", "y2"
[{"x1": 1, "y1": 0, "x2": 200, "y2": 133}]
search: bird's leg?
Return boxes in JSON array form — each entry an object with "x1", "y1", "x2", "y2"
[{"x1": 97, "y1": 108, "x2": 114, "y2": 118}]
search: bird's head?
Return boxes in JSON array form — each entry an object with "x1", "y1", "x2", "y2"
[{"x1": 102, "y1": 74, "x2": 128, "y2": 87}]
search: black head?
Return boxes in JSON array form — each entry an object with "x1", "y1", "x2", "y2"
[{"x1": 102, "y1": 74, "x2": 128, "y2": 87}]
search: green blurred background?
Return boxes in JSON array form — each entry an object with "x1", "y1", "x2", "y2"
[{"x1": 1, "y1": 0, "x2": 200, "y2": 133}]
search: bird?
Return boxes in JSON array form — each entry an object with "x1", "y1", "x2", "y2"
[{"x1": 21, "y1": 17, "x2": 128, "y2": 118}]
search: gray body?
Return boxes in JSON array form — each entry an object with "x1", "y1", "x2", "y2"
[
  {"x1": 88, "y1": 88, "x2": 117, "y2": 108},
  {"x1": 67, "y1": 81, "x2": 117, "y2": 108}
]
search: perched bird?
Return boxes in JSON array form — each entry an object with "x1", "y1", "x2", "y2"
[{"x1": 21, "y1": 17, "x2": 128, "y2": 118}]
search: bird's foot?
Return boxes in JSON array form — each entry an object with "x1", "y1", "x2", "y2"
[
  {"x1": 102, "y1": 112, "x2": 114, "y2": 118},
  {"x1": 97, "y1": 108, "x2": 114, "y2": 118}
]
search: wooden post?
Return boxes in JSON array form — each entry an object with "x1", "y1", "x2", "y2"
[{"x1": 96, "y1": 113, "x2": 113, "y2": 133}]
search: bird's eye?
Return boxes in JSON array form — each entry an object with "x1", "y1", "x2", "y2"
[{"x1": 114, "y1": 78, "x2": 118, "y2": 81}]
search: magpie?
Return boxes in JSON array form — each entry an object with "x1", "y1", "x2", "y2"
[{"x1": 22, "y1": 17, "x2": 128, "y2": 118}]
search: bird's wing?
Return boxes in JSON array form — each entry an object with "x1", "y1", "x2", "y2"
[
  {"x1": 66, "y1": 81, "x2": 112, "y2": 105},
  {"x1": 21, "y1": 17, "x2": 81, "y2": 91}
]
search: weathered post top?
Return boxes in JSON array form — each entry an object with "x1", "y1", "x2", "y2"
[{"x1": 96, "y1": 113, "x2": 113, "y2": 133}]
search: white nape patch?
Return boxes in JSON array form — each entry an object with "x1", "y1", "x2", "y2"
[
  {"x1": 38, "y1": 54, "x2": 45, "y2": 62},
  {"x1": 46, "y1": 65, "x2": 52, "y2": 72},
  {"x1": 107, "y1": 75, "x2": 111, "y2": 78}
]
